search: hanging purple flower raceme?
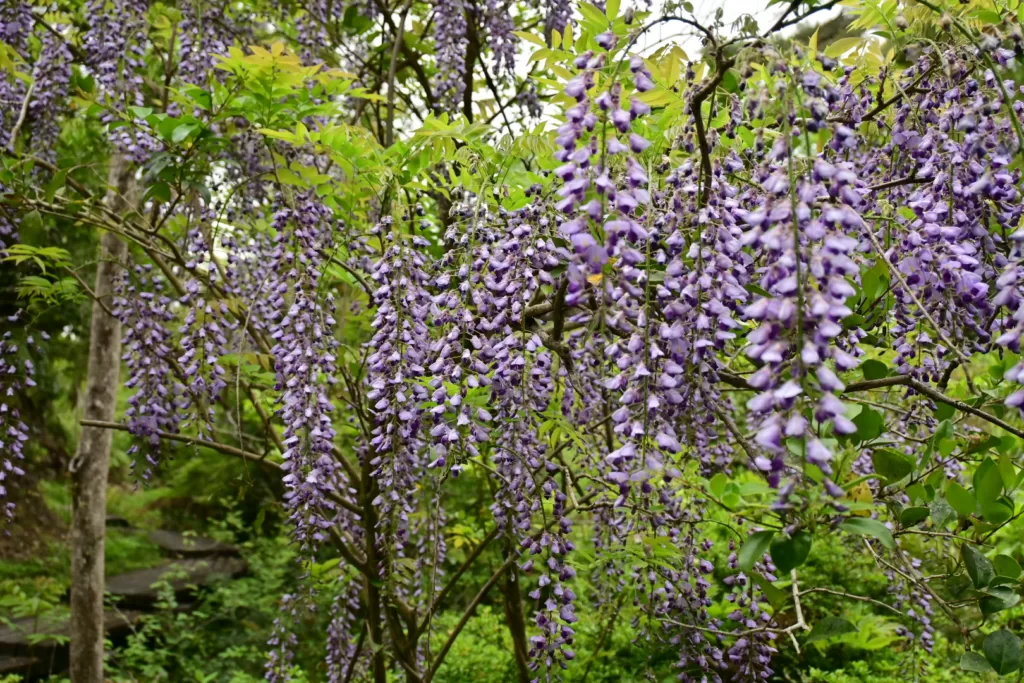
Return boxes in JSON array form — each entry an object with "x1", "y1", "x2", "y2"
[
  {"x1": 434, "y1": 191, "x2": 585, "y2": 675},
  {"x1": 83, "y1": 0, "x2": 160, "y2": 163},
  {"x1": 887, "y1": 553, "x2": 936, "y2": 654},
  {"x1": 0, "y1": 0, "x2": 31, "y2": 149},
  {"x1": 267, "y1": 195, "x2": 342, "y2": 552},
  {"x1": 0, "y1": 314, "x2": 36, "y2": 523},
  {"x1": 27, "y1": 22, "x2": 72, "y2": 162},
  {"x1": 365, "y1": 220, "x2": 434, "y2": 558},
  {"x1": 536, "y1": 38, "x2": 784, "y2": 678},
  {"x1": 176, "y1": 222, "x2": 231, "y2": 433},
  {"x1": 545, "y1": 0, "x2": 572, "y2": 35},
  {"x1": 433, "y1": 0, "x2": 469, "y2": 113},
  {"x1": 325, "y1": 578, "x2": 368, "y2": 682},
  {"x1": 0, "y1": 1, "x2": 32, "y2": 52},
  {"x1": 113, "y1": 264, "x2": 184, "y2": 479},
  {"x1": 484, "y1": 0, "x2": 516, "y2": 79},
  {"x1": 0, "y1": 213, "x2": 18, "y2": 254},
  {"x1": 265, "y1": 592, "x2": 301, "y2": 683},
  {"x1": 177, "y1": 1, "x2": 251, "y2": 86},
  {"x1": 722, "y1": 536, "x2": 779, "y2": 677},
  {"x1": 723, "y1": 65, "x2": 874, "y2": 498}
]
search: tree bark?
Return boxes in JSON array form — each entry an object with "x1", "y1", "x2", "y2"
[
  {"x1": 361, "y1": 466, "x2": 389, "y2": 683},
  {"x1": 69, "y1": 155, "x2": 133, "y2": 683},
  {"x1": 500, "y1": 540, "x2": 531, "y2": 683}
]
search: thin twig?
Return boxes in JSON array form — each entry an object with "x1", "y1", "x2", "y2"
[
  {"x1": 799, "y1": 587, "x2": 904, "y2": 616},
  {"x1": 865, "y1": 175, "x2": 929, "y2": 193},
  {"x1": 7, "y1": 82, "x2": 34, "y2": 152},
  {"x1": 64, "y1": 266, "x2": 115, "y2": 318}
]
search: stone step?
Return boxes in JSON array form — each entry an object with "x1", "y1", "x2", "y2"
[
  {"x1": 0, "y1": 655, "x2": 38, "y2": 675},
  {"x1": 104, "y1": 556, "x2": 248, "y2": 610},
  {"x1": 144, "y1": 529, "x2": 238, "y2": 557},
  {"x1": 0, "y1": 609, "x2": 143, "y2": 679}
]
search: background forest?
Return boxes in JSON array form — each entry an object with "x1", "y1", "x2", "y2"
[{"x1": 4, "y1": 0, "x2": 1024, "y2": 682}]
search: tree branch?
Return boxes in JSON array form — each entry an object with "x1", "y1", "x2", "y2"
[
  {"x1": 385, "y1": 0, "x2": 415, "y2": 146},
  {"x1": 691, "y1": 50, "x2": 735, "y2": 205},
  {"x1": 79, "y1": 419, "x2": 281, "y2": 471},
  {"x1": 423, "y1": 551, "x2": 518, "y2": 682},
  {"x1": 842, "y1": 376, "x2": 1024, "y2": 439},
  {"x1": 419, "y1": 526, "x2": 499, "y2": 634}
]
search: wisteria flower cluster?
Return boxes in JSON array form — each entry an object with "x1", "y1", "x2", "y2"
[{"x1": 7, "y1": 1, "x2": 1024, "y2": 682}]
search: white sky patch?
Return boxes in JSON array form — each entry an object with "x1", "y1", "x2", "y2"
[{"x1": 634, "y1": 0, "x2": 844, "y2": 56}]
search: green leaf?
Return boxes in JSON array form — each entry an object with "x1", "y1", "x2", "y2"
[
  {"x1": 738, "y1": 531, "x2": 775, "y2": 572},
  {"x1": 861, "y1": 359, "x2": 889, "y2": 381},
  {"x1": 871, "y1": 448, "x2": 914, "y2": 483},
  {"x1": 721, "y1": 70, "x2": 739, "y2": 93},
  {"x1": 745, "y1": 283, "x2": 770, "y2": 298},
  {"x1": 184, "y1": 87, "x2": 211, "y2": 109},
  {"x1": 963, "y1": 544, "x2": 995, "y2": 589},
  {"x1": 925, "y1": 419, "x2": 953, "y2": 463},
  {"x1": 930, "y1": 496, "x2": 955, "y2": 528},
  {"x1": 861, "y1": 260, "x2": 890, "y2": 304},
  {"x1": 960, "y1": 651, "x2": 995, "y2": 673},
  {"x1": 935, "y1": 401, "x2": 955, "y2": 421},
  {"x1": 966, "y1": 435, "x2": 1001, "y2": 456},
  {"x1": 805, "y1": 616, "x2": 858, "y2": 645},
  {"x1": 171, "y1": 122, "x2": 198, "y2": 143},
  {"x1": 946, "y1": 482, "x2": 976, "y2": 518},
  {"x1": 972, "y1": 8, "x2": 1002, "y2": 24},
  {"x1": 980, "y1": 587, "x2": 1020, "y2": 616},
  {"x1": 852, "y1": 406, "x2": 883, "y2": 444},
  {"x1": 984, "y1": 630, "x2": 1022, "y2": 675},
  {"x1": 998, "y1": 452, "x2": 1018, "y2": 491},
  {"x1": 974, "y1": 458, "x2": 1004, "y2": 506},
  {"x1": 906, "y1": 482, "x2": 928, "y2": 503},
  {"x1": 982, "y1": 497, "x2": 1014, "y2": 525},
  {"x1": 605, "y1": 0, "x2": 620, "y2": 19},
  {"x1": 44, "y1": 169, "x2": 67, "y2": 203},
  {"x1": 342, "y1": 4, "x2": 373, "y2": 32},
  {"x1": 750, "y1": 571, "x2": 789, "y2": 610},
  {"x1": 770, "y1": 531, "x2": 812, "y2": 573},
  {"x1": 899, "y1": 506, "x2": 929, "y2": 527},
  {"x1": 577, "y1": 2, "x2": 608, "y2": 28},
  {"x1": 993, "y1": 554, "x2": 1022, "y2": 579},
  {"x1": 709, "y1": 473, "x2": 728, "y2": 499},
  {"x1": 144, "y1": 181, "x2": 172, "y2": 204},
  {"x1": 839, "y1": 518, "x2": 894, "y2": 549}
]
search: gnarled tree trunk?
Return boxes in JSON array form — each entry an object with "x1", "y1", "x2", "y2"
[{"x1": 69, "y1": 155, "x2": 133, "y2": 683}]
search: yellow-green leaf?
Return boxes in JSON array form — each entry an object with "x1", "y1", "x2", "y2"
[
  {"x1": 513, "y1": 31, "x2": 545, "y2": 47},
  {"x1": 824, "y1": 37, "x2": 864, "y2": 60}
]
